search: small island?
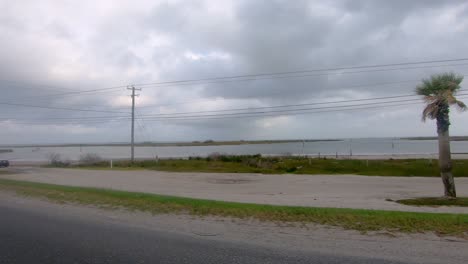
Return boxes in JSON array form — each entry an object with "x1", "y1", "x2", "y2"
[{"x1": 0, "y1": 149, "x2": 13, "y2": 153}]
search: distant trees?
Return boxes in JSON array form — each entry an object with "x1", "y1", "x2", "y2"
[{"x1": 416, "y1": 73, "x2": 466, "y2": 198}]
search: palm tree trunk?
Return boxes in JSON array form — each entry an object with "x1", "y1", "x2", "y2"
[{"x1": 436, "y1": 105, "x2": 456, "y2": 198}]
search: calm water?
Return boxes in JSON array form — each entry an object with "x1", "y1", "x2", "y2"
[{"x1": 2, "y1": 138, "x2": 468, "y2": 162}]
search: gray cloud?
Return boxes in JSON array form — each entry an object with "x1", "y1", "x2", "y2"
[{"x1": 1, "y1": 0, "x2": 468, "y2": 144}]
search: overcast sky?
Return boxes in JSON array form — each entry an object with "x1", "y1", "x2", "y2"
[{"x1": 1, "y1": 0, "x2": 468, "y2": 144}]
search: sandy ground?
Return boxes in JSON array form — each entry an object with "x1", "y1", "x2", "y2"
[
  {"x1": 1, "y1": 192, "x2": 467, "y2": 264},
  {"x1": 1, "y1": 166, "x2": 467, "y2": 213}
]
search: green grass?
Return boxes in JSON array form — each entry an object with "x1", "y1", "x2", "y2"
[
  {"x1": 0, "y1": 178, "x2": 467, "y2": 237},
  {"x1": 66, "y1": 156, "x2": 468, "y2": 177},
  {"x1": 398, "y1": 197, "x2": 468, "y2": 207}
]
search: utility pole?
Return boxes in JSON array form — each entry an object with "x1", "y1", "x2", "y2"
[{"x1": 127, "y1": 85, "x2": 141, "y2": 162}]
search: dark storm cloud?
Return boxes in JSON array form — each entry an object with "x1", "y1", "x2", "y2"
[{"x1": 142, "y1": 0, "x2": 468, "y2": 103}]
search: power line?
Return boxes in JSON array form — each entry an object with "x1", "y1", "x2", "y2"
[
  {"x1": 134, "y1": 78, "x2": 425, "y2": 110},
  {"x1": 5, "y1": 57, "x2": 468, "y2": 102},
  {"x1": 3, "y1": 91, "x2": 467, "y2": 122},
  {"x1": 136, "y1": 62, "x2": 468, "y2": 92},
  {"x1": 134, "y1": 93, "x2": 468, "y2": 121},
  {"x1": 0, "y1": 92, "x2": 422, "y2": 121},
  {"x1": 138, "y1": 94, "x2": 424, "y2": 116},
  {"x1": 0, "y1": 101, "x2": 130, "y2": 114},
  {"x1": 3, "y1": 103, "x2": 412, "y2": 125},
  {"x1": 138, "y1": 98, "x2": 427, "y2": 120},
  {"x1": 123, "y1": 74, "x2": 468, "y2": 110},
  {"x1": 134, "y1": 59, "x2": 468, "y2": 88},
  {"x1": 139, "y1": 96, "x2": 468, "y2": 122},
  {"x1": 8, "y1": 94, "x2": 466, "y2": 125},
  {"x1": 6, "y1": 71, "x2": 466, "y2": 114},
  {"x1": 23, "y1": 85, "x2": 127, "y2": 99},
  {"x1": 82, "y1": 91, "x2": 468, "y2": 119},
  {"x1": 136, "y1": 102, "x2": 423, "y2": 122},
  {"x1": 7, "y1": 94, "x2": 468, "y2": 125},
  {"x1": 4, "y1": 86, "x2": 127, "y2": 102}
]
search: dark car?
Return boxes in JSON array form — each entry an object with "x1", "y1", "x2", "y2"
[{"x1": 0, "y1": 160, "x2": 9, "y2": 168}]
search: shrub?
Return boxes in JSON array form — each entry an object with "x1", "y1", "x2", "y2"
[
  {"x1": 79, "y1": 153, "x2": 102, "y2": 165},
  {"x1": 207, "y1": 152, "x2": 229, "y2": 161},
  {"x1": 47, "y1": 152, "x2": 61, "y2": 164},
  {"x1": 46, "y1": 152, "x2": 70, "y2": 167},
  {"x1": 242, "y1": 158, "x2": 258, "y2": 167}
]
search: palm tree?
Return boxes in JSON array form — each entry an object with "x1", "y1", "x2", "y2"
[{"x1": 416, "y1": 72, "x2": 466, "y2": 198}]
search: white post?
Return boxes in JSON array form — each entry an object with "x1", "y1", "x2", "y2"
[{"x1": 110, "y1": 160, "x2": 113, "y2": 169}]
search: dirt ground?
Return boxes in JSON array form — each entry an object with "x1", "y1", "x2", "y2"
[{"x1": 1, "y1": 166, "x2": 467, "y2": 213}]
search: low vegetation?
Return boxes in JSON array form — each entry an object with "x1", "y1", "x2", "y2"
[
  {"x1": 79, "y1": 153, "x2": 102, "y2": 165},
  {"x1": 0, "y1": 178, "x2": 466, "y2": 237},
  {"x1": 65, "y1": 154, "x2": 468, "y2": 177},
  {"x1": 398, "y1": 197, "x2": 468, "y2": 207},
  {"x1": 46, "y1": 152, "x2": 71, "y2": 167}
]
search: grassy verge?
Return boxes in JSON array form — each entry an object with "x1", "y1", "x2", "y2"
[
  {"x1": 0, "y1": 178, "x2": 467, "y2": 237},
  {"x1": 398, "y1": 197, "x2": 468, "y2": 207},
  {"x1": 64, "y1": 155, "x2": 468, "y2": 177}
]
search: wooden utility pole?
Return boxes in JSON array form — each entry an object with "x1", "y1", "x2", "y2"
[{"x1": 127, "y1": 85, "x2": 141, "y2": 162}]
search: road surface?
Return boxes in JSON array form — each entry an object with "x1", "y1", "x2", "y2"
[
  {"x1": 1, "y1": 193, "x2": 467, "y2": 264},
  {"x1": 1, "y1": 202, "x2": 408, "y2": 263}
]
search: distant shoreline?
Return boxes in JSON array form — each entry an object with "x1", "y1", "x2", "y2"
[
  {"x1": 3, "y1": 136, "x2": 468, "y2": 148},
  {"x1": 0, "y1": 139, "x2": 342, "y2": 148},
  {"x1": 0, "y1": 149, "x2": 13, "y2": 153},
  {"x1": 400, "y1": 136, "x2": 468, "y2": 141}
]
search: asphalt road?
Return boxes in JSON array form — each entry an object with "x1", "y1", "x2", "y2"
[{"x1": 0, "y1": 204, "x2": 410, "y2": 264}]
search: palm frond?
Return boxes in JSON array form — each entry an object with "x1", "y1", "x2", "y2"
[
  {"x1": 416, "y1": 79, "x2": 433, "y2": 96},
  {"x1": 422, "y1": 102, "x2": 439, "y2": 121},
  {"x1": 416, "y1": 72, "x2": 466, "y2": 122},
  {"x1": 446, "y1": 92, "x2": 456, "y2": 104},
  {"x1": 415, "y1": 72, "x2": 464, "y2": 96},
  {"x1": 423, "y1": 95, "x2": 437, "y2": 103},
  {"x1": 455, "y1": 100, "x2": 467, "y2": 111}
]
